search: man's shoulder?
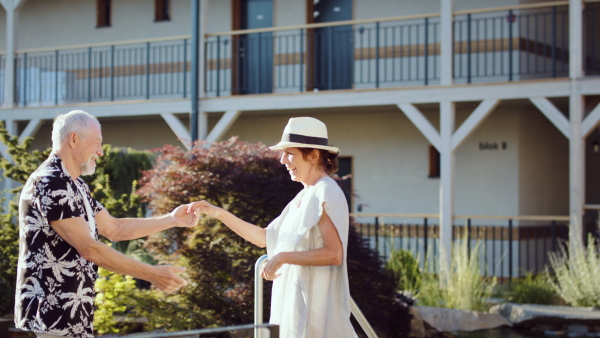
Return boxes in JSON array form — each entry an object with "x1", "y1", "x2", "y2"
[{"x1": 27, "y1": 156, "x2": 70, "y2": 187}]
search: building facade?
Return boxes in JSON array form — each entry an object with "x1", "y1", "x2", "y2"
[{"x1": 1, "y1": 0, "x2": 599, "y2": 277}]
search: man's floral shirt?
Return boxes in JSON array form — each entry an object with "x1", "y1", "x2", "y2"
[{"x1": 15, "y1": 154, "x2": 104, "y2": 338}]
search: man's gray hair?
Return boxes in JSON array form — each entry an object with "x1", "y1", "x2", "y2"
[{"x1": 51, "y1": 110, "x2": 101, "y2": 153}]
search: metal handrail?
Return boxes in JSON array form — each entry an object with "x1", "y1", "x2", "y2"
[
  {"x1": 123, "y1": 323, "x2": 279, "y2": 337},
  {"x1": 254, "y1": 255, "x2": 269, "y2": 338},
  {"x1": 254, "y1": 254, "x2": 378, "y2": 338}
]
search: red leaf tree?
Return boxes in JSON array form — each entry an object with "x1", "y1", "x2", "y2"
[{"x1": 137, "y1": 137, "x2": 301, "y2": 326}]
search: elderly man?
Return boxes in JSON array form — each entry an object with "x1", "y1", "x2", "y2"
[{"x1": 14, "y1": 110, "x2": 198, "y2": 338}]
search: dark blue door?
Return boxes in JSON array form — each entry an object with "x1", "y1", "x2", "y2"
[
  {"x1": 313, "y1": 0, "x2": 353, "y2": 90},
  {"x1": 238, "y1": 0, "x2": 273, "y2": 94}
]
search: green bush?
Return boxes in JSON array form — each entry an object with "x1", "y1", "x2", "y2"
[
  {"x1": 417, "y1": 238, "x2": 496, "y2": 312},
  {"x1": 94, "y1": 267, "x2": 139, "y2": 335},
  {"x1": 548, "y1": 235, "x2": 600, "y2": 308},
  {"x1": 506, "y1": 272, "x2": 560, "y2": 305},
  {"x1": 385, "y1": 249, "x2": 422, "y2": 292}
]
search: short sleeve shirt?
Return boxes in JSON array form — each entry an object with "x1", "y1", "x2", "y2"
[{"x1": 14, "y1": 154, "x2": 104, "y2": 338}]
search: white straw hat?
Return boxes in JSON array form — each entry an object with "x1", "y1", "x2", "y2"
[{"x1": 269, "y1": 117, "x2": 340, "y2": 154}]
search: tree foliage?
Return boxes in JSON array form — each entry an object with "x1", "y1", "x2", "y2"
[
  {"x1": 136, "y1": 137, "x2": 301, "y2": 328},
  {"x1": 136, "y1": 137, "x2": 403, "y2": 336}
]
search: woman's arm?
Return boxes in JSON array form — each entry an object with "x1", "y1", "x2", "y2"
[
  {"x1": 189, "y1": 201, "x2": 267, "y2": 247},
  {"x1": 96, "y1": 204, "x2": 200, "y2": 242},
  {"x1": 261, "y1": 207, "x2": 343, "y2": 280}
]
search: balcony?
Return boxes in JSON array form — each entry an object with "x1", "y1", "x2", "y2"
[{"x1": 0, "y1": 2, "x2": 598, "y2": 107}]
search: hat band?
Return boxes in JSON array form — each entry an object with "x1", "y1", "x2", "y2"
[{"x1": 284, "y1": 133, "x2": 328, "y2": 147}]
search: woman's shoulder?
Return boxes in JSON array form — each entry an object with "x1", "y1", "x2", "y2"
[{"x1": 313, "y1": 176, "x2": 344, "y2": 197}]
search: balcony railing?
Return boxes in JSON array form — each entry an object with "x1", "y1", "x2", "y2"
[
  {"x1": 0, "y1": 2, "x2": 598, "y2": 107},
  {"x1": 352, "y1": 213, "x2": 572, "y2": 282}
]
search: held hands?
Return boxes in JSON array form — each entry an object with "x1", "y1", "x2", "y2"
[
  {"x1": 187, "y1": 200, "x2": 222, "y2": 219},
  {"x1": 150, "y1": 265, "x2": 188, "y2": 294},
  {"x1": 170, "y1": 203, "x2": 202, "y2": 228},
  {"x1": 261, "y1": 253, "x2": 284, "y2": 281}
]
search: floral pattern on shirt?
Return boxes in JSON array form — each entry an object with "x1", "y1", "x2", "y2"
[{"x1": 15, "y1": 154, "x2": 104, "y2": 338}]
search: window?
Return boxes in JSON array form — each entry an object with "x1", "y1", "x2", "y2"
[
  {"x1": 155, "y1": 0, "x2": 170, "y2": 21},
  {"x1": 96, "y1": 0, "x2": 111, "y2": 27},
  {"x1": 428, "y1": 145, "x2": 440, "y2": 178}
]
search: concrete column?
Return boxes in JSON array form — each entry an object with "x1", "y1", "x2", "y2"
[
  {"x1": 569, "y1": 94, "x2": 585, "y2": 249},
  {"x1": 2, "y1": 4, "x2": 16, "y2": 108},
  {"x1": 440, "y1": 0, "x2": 454, "y2": 86},
  {"x1": 568, "y1": 0, "x2": 584, "y2": 248},
  {"x1": 439, "y1": 101, "x2": 455, "y2": 268},
  {"x1": 196, "y1": 0, "x2": 208, "y2": 145}
]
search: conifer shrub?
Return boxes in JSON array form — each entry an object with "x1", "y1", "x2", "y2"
[{"x1": 385, "y1": 248, "x2": 422, "y2": 293}]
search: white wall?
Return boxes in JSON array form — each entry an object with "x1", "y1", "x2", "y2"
[
  {"x1": 30, "y1": 115, "x2": 188, "y2": 151},
  {"x1": 10, "y1": 0, "x2": 191, "y2": 51},
  {"x1": 517, "y1": 103, "x2": 569, "y2": 215},
  {"x1": 1, "y1": 0, "x2": 548, "y2": 53},
  {"x1": 454, "y1": 105, "x2": 521, "y2": 217},
  {"x1": 210, "y1": 104, "x2": 555, "y2": 219}
]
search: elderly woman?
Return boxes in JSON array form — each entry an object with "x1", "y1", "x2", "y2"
[{"x1": 190, "y1": 117, "x2": 356, "y2": 337}]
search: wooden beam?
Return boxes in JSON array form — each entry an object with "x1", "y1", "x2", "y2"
[
  {"x1": 2, "y1": 78, "x2": 598, "y2": 119},
  {"x1": 582, "y1": 102, "x2": 600, "y2": 138},
  {"x1": 397, "y1": 104, "x2": 441, "y2": 151},
  {"x1": 18, "y1": 118, "x2": 42, "y2": 143},
  {"x1": 451, "y1": 99, "x2": 500, "y2": 151},
  {"x1": 530, "y1": 97, "x2": 571, "y2": 139},
  {"x1": 160, "y1": 113, "x2": 191, "y2": 149},
  {"x1": 440, "y1": 0, "x2": 454, "y2": 86},
  {"x1": 200, "y1": 79, "x2": 590, "y2": 113},
  {"x1": 205, "y1": 110, "x2": 241, "y2": 143},
  {"x1": 439, "y1": 100, "x2": 455, "y2": 268}
]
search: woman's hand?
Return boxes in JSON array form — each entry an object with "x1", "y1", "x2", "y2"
[
  {"x1": 261, "y1": 253, "x2": 285, "y2": 281},
  {"x1": 170, "y1": 203, "x2": 201, "y2": 228},
  {"x1": 187, "y1": 200, "x2": 222, "y2": 219}
]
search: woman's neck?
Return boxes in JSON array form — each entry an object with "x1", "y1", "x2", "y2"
[{"x1": 302, "y1": 171, "x2": 327, "y2": 188}]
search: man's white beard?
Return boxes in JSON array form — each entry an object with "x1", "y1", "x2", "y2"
[{"x1": 80, "y1": 157, "x2": 96, "y2": 176}]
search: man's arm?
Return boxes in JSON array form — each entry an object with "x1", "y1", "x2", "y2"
[
  {"x1": 95, "y1": 204, "x2": 199, "y2": 242},
  {"x1": 50, "y1": 216, "x2": 187, "y2": 293}
]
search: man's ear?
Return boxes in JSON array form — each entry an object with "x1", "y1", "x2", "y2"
[{"x1": 68, "y1": 132, "x2": 78, "y2": 149}]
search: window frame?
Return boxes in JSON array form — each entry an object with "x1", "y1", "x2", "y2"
[
  {"x1": 96, "y1": 0, "x2": 111, "y2": 28},
  {"x1": 428, "y1": 145, "x2": 440, "y2": 178},
  {"x1": 154, "y1": 0, "x2": 171, "y2": 22}
]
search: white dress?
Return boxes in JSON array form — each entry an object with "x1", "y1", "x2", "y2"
[{"x1": 265, "y1": 176, "x2": 357, "y2": 338}]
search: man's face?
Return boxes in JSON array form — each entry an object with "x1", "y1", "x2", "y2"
[{"x1": 78, "y1": 123, "x2": 104, "y2": 176}]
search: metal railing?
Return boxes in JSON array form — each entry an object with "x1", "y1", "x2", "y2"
[
  {"x1": 11, "y1": 37, "x2": 192, "y2": 107},
  {"x1": 122, "y1": 323, "x2": 279, "y2": 337},
  {"x1": 254, "y1": 255, "x2": 378, "y2": 338},
  {"x1": 352, "y1": 213, "x2": 571, "y2": 282},
  {"x1": 2, "y1": 2, "x2": 599, "y2": 106}
]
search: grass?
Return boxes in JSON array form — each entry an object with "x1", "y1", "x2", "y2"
[
  {"x1": 385, "y1": 236, "x2": 496, "y2": 312},
  {"x1": 547, "y1": 234, "x2": 600, "y2": 308}
]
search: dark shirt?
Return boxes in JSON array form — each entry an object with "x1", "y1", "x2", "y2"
[{"x1": 15, "y1": 154, "x2": 104, "y2": 338}]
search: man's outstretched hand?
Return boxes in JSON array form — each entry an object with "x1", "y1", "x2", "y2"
[
  {"x1": 170, "y1": 203, "x2": 202, "y2": 228},
  {"x1": 149, "y1": 265, "x2": 188, "y2": 294}
]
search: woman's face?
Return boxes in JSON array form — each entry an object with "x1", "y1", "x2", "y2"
[{"x1": 280, "y1": 147, "x2": 314, "y2": 183}]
